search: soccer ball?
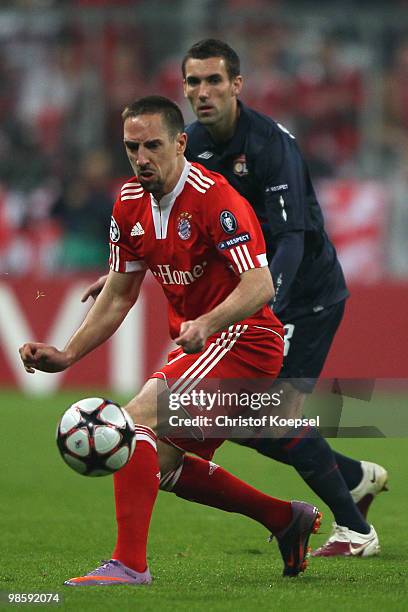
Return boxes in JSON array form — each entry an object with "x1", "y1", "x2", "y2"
[{"x1": 56, "y1": 397, "x2": 136, "y2": 477}]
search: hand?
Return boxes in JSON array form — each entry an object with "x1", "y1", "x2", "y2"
[
  {"x1": 81, "y1": 274, "x2": 108, "y2": 302},
  {"x1": 19, "y1": 342, "x2": 71, "y2": 374},
  {"x1": 175, "y1": 320, "x2": 210, "y2": 354}
]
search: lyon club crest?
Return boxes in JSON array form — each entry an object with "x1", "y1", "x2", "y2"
[
  {"x1": 233, "y1": 154, "x2": 248, "y2": 177},
  {"x1": 177, "y1": 212, "x2": 192, "y2": 240}
]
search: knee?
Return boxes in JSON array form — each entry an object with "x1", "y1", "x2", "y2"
[
  {"x1": 123, "y1": 379, "x2": 167, "y2": 432},
  {"x1": 159, "y1": 460, "x2": 184, "y2": 491}
]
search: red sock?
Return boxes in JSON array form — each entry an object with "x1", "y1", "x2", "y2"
[
  {"x1": 112, "y1": 426, "x2": 160, "y2": 572},
  {"x1": 172, "y1": 455, "x2": 293, "y2": 534}
]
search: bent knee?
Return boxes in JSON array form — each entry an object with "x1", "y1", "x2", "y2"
[{"x1": 124, "y1": 378, "x2": 167, "y2": 431}]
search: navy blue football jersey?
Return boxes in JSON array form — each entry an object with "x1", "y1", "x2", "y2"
[{"x1": 185, "y1": 101, "x2": 348, "y2": 319}]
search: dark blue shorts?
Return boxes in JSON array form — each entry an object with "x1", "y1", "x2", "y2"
[{"x1": 277, "y1": 300, "x2": 346, "y2": 393}]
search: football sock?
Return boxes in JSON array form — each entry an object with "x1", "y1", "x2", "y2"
[
  {"x1": 171, "y1": 455, "x2": 293, "y2": 534},
  {"x1": 233, "y1": 438, "x2": 364, "y2": 491},
  {"x1": 331, "y1": 451, "x2": 363, "y2": 490},
  {"x1": 278, "y1": 427, "x2": 370, "y2": 534},
  {"x1": 112, "y1": 425, "x2": 159, "y2": 572}
]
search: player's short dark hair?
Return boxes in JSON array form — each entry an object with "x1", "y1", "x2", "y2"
[
  {"x1": 122, "y1": 96, "x2": 185, "y2": 139},
  {"x1": 182, "y1": 39, "x2": 241, "y2": 80}
]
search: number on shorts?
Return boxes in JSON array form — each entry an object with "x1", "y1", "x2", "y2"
[{"x1": 283, "y1": 323, "x2": 295, "y2": 357}]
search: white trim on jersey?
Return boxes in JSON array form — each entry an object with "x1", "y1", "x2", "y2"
[
  {"x1": 122, "y1": 193, "x2": 144, "y2": 200},
  {"x1": 188, "y1": 170, "x2": 212, "y2": 190},
  {"x1": 257, "y1": 253, "x2": 268, "y2": 267},
  {"x1": 230, "y1": 247, "x2": 243, "y2": 273},
  {"x1": 121, "y1": 183, "x2": 144, "y2": 201},
  {"x1": 186, "y1": 166, "x2": 215, "y2": 194},
  {"x1": 229, "y1": 246, "x2": 254, "y2": 273},
  {"x1": 109, "y1": 243, "x2": 147, "y2": 273},
  {"x1": 122, "y1": 182, "x2": 142, "y2": 189},
  {"x1": 122, "y1": 187, "x2": 143, "y2": 194},
  {"x1": 125, "y1": 260, "x2": 147, "y2": 272},
  {"x1": 236, "y1": 245, "x2": 250, "y2": 271},
  {"x1": 109, "y1": 243, "x2": 120, "y2": 272},
  {"x1": 186, "y1": 176, "x2": 207, "y2": 194},
  {"x1": 242, "y1": 245, "x2": 255, "y2": 269},
  {"x1": 150, "y1": 160, "x2": 191, "y2": 239},
  {"x1": 190, "y1": 164, "x2": 215, "y2": 186}
]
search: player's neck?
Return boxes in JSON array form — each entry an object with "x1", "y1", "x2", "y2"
[
  {"x1": 152, "y1": 157, "x2": 186, "y2": 202},
  {"x1": 207, "y1": 102, "x2": 239, "y2": 144}
]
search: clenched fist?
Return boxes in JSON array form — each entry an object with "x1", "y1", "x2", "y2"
[{"x1": 19, "y1": 342, "x2": 71, "y2": 374}]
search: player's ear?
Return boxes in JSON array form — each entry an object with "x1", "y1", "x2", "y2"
[
  {"x1": 176, "y1": 132, "x2": 187, "y2": 155},
  {"x1": 231, "y1": 75, "x2": 243, "y2": 96}
]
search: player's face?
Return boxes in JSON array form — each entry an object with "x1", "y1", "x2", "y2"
[
  {"x1": 123, "y1": 114, "x2": 186, "y2": 198},
  {"x1": 183, "y1": 57, "x2": 242, "y2": 128}
]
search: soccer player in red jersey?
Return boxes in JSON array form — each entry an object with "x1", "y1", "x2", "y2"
[
  {"x1": 19, "y1": 96, "x2": 321, "y2": 584},
  {"x1": 82, "y1": 41, "x2": 386, "y2": 559}
]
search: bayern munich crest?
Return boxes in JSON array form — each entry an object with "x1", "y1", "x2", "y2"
[{"x1": 177, "y1": 212, "x2": 192, "y2": 240}]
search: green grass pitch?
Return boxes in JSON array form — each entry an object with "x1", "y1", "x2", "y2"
[{"x1": 1, "y1": 389, "x2": 407, "y2": 612}]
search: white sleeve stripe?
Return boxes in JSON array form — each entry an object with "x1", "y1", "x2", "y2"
[
  {"x1": 242, "y1": 244, "x2": 255, "y2": 269},
  {"x1": 122, "y1": 182, "x2": 142, "y2": 189},
  {"x1": 121, "y1": 188, "x2": 143, "y2": 195},
  {"x1": 257, "y1": 253, "x2": 268, "y2": 267},
  {"x1": 113, "y1": 244, "x2": 120, "y2": 271},
  {"x1": 125, "y1": 260, "x2": 147, "y2": 272},
  {"x1": 235, "y1": 245, "x2": 249, "y2": 271},
  {"x1": 186, "y1": 176, "x2": 206, "y2": 193},
  {"x1": 122, "y1": 194, "x2": 144, "y2": 200},
  {"x1": 109, "y1": 244, "x2": 118, "y2": 272},
  {"x1": 187, "y1": 169, "x2": 212, "y2": 189},
  {"x1": 190, "y1": 164, "x2": 215, "y2": 185},
  {"x1": 230, "y1": 248, "x2": 243, "y2": 273}
]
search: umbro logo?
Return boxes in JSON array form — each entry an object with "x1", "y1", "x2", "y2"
[
  {"x1": 198, "y1": 151, "x2": 213, "y2": 160},
  {"x1": 131, "y1": 222, "x2": 144, "y2": 236}
]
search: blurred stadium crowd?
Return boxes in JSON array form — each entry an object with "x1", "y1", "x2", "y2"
[{"x1": 0, "y1": 0, "x2": 407, "y2": 277}]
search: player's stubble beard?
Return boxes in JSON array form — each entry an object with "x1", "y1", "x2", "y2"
[{"x1": 132, "y1": 162, "x2": 165, "y2": 199}]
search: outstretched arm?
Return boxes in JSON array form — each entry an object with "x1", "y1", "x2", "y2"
[
  {"x1": 175, "y1": 266, "x2": 273, "y2": 354},
  {"x1": 19, "y1": 269, "x2": 145, "y2": 373}
]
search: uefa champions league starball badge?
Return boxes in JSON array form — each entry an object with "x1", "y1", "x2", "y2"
[
  {"x1": 220, "y1": 210, "x2": 238, "y2": 234},
  {"x1": 110, "y1": 216, "x2": 120, "y2": 242},
  {"x1": 177, "y1": 212, "x2": 192, "y2": 240}
]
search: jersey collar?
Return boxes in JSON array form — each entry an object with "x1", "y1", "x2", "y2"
[{"x1": 150, "y1": 158, "x2": 191, "y2": 209}]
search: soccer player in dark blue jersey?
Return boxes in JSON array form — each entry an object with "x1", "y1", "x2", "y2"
[
  {"x1": 179, "y1": 39, "x2": 387, "y2": 556},
  {"x1": 82, "y1": 39, "x2": 388, "y2": 557}
]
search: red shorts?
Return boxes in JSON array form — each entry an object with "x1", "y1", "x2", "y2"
[{"x1": 151, "y1": 323, "x2": 284, "y2": 460}]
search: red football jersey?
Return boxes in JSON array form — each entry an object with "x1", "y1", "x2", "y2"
[{"x1": 109, "y1": 160, "x2": 281, "y2": 339}]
